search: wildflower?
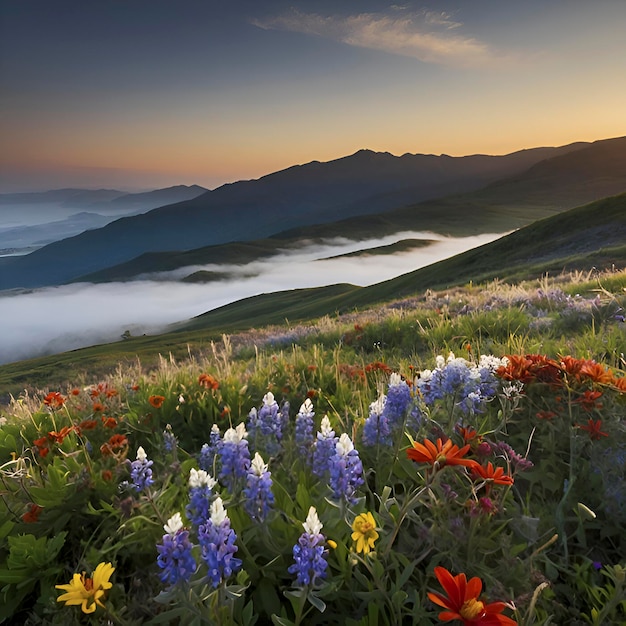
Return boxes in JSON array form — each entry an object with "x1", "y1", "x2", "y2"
[
  {"x1": 22, "y1": 503, "x2": 43, "y2": 523},
  {"x1": 129, "y1": 446, "x2": 154, "y2": 492},
  {"x1": 156, "y1": 513, "x2": 197, "y2": 586},
  {"x1": 43, "y1": 391, "x2": 66, "y2": 409},
  {"x1": 101, "y1": 416, "x2": 117, "y2": 429},
  {"x1": 149, "y1": 395, "x2": 165, "y2": 408},
  {"x1": 100, "y1": 434, "x2": 128, "y2": 457},
  {"x1": 198, "y1": 373, "x2": 219, "y2": 389},
  {"x1": 48, "y1": 425, "x2": 75, "y2": 444},
  {"x1": 55, "y1": 562, "x2": 115, "y2": 614},
  {"x1": 407, "y1": 438, "x2": 479, "y2": 470},
  {"x1": 536, "y1": 410, "x2": 556, "y2": 420},
  {"x1": 295, "y1": 398, "x2": 315, "y2": 459},
  {"x1": 579, "y1": 360, "x2": 614, "y2": 385},
  {"x1": 428, "y1": 566, "x2": 517, "y2": 625},
  {"x1": 199, "y1": 424, "x2": 222, "y2": 472},
  {"x1": 33, "y1": 436, "x2": 50, "y2": 458},
  {"x1": 244, "y1": 452, "x2": 275, "y2": 522},
  {"x1": 351, "y1": 512, "x2": 379, "y2": 555},
  {"x1": 198, "y1": 497, "x2": 242, "y2": 588},
  {"x1": 383, "y1": 373, "x2": 412, "y2": 427},
  {"x1": 186, "y1": 468, "x2": 217, "y2": 527},
  {"x1": 312, "y1": 416, "x2": 338, "y2": 477},
  {"x1": 472, "y1": 462, "x2": 514, "y2": 487},
  {"x1": 248, "y1": 392, "x2": 283, "y2": 456},
  {"x1": 575, "y1": 390, "x2": 603, "y2": 411},
  {"x1": 579, "y1": 419, "x2": 608, "y2": 440},
  {"x1": 288, "y1": 506, "x2": 329, "y2": 587},
  {"x1": 78, "y1": 419, "x2": 98, "y2": 431},
  {"x1": 92, "y1": 402, "x2": 105, "y2": 412},
  {"x1": 329, "y1": 433, "x2": 364, "y2": 505},
  {"x1": 219, "y1": 423, "x2": 250, "y2": 491},
  {"x1": 163, "y1": 424, "x2": 178, "y2": 453},
  {"x1": 362, "y1": 393, "x2": 392, "y2": 447}
]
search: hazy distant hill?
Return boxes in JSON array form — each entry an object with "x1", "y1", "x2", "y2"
[
  {"x1": 73, "y1": 136, "x2": 626, "y2": 285},
  {"x1": 0, "y1": 142, "x2": 589, "y2": 289},
  {"x1": 0, "y1": 188, "x2": 126, "y2": 205}
]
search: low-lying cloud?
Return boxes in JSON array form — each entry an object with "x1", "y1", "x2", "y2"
[
  {"x1": 0, "y1": 231, "x2": 506, "y2": 365},
  {"x1": 252, "y1": 8, "x2": 498, "y2": 68}
]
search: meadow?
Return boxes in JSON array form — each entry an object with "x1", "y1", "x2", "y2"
[{"x1": 0, "y1": 268, "x2": 624, "y2": 625}]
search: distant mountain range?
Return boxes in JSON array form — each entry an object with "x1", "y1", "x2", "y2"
[{"x1": 1, "y1": 137, "x2": 625, "y2": 291}]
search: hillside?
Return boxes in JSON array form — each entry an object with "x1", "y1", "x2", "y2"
[{"x1": 0, "y1": 142, "x2": 588, "y2": 289}]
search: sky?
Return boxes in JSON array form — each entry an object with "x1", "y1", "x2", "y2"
[{"x1": 1, "y1": 0, "x2": 626, "y2": 192}]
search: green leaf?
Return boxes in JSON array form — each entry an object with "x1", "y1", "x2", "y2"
[{"x1": 307, "y1": 590, "x2": 326, "y2": 613}]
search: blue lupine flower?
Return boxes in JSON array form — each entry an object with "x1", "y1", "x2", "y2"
[
  {"x1": 198, "y1": 424, "x2": 222, "y2": 473},
  {"x1": 362, "y1": 393, "x2": 391, "y2": 447},
  {"x1": 383, "y1": 373, "x2": 412, "y2": 428},
  {"x1": 288, "y1": 506, "x2": 328, "y2": 587},
  {"x1": 244, "y1": 452, "x2": 275, "y2": 522},
  {"x1": 163, "y1": 424, "x2": 178, "y2": 453},
  {"x1": 218, "y1": 423, "x2": 250, "y2": 492},
  {"x1": 280, "y1": 400, "x2": 290, "y2": 436},
  {"x1": 249, "y1": 392, "x2": 283, "y2": 457},
  {"x1": 197, "y1": 497, "x2": 242, "y2": 588},
  {"x1": 295, "y1": 399, "x2": 315, "y2": 459},
  {"x1": 185, "y1": 468, "x2": 218, "y2": 527},
  {"x1": 130, "y1": 446, "x2": 154, "y2": 492},
  {"x1": 329, "y1": 433, "x2": 364, "y2": 505},
  {"x1": 156, "y1": 512, "x2": 197, "y2": 586},
  {"x1": 312, "y1": 416, "x2": 338, "y2": 477}
]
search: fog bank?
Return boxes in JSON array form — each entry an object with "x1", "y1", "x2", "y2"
[{"x1": 0, "y1": 232, "x2": 505, "y2": 365}]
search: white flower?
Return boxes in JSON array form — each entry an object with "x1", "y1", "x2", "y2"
[
  {"x1": 389, "y1": 372, "x2": 402, "y2": 386},
  {"x1": 189, "y1": 468, "x2": 217, "y2": 489},
  {"x1": 164, "y1": 512, "x2": 183, "y2": 535},
  {"x1": 210, "y1": 497, "x2": 228, "y2": 526},
  {"x1": 369, "y1": 393, "x2": 386, "y2": 416},
  {"x1": 419, "y1": 369, "x2": 433, "y2": 383},
  {"x1": 178, "y1": 394, "x2": 185, "y2": 404},
  {"x1": 435, "y1": 355, "x2": 445, "y2": 369},
  {"x1": 447, "y1": 351, "x2": 456, "y2": 363},
  {"x1": 299, "y1": 398, "x2": 314, "y2": 415},
  {"x1": 319, "y1": 415, "x2": 335, "y2": 439},
  {"x1": 335, "y1": 433, "x2": 354, "y2": 456},
  {"x1": 303, "y1": 506, "x2": 323, "y2": 535},
  {"x1": 211, "y1": 423, "x2": 220, "y2": 436},
  {"x1": 263, "y1": 391, "x2": 276, "y2": 406},
  {"x1": 223, "y1": 422, "x2": 248, "y2": 443},
  {"x1": 136, "y1": 446, "x2": 147, "y2": 462},
  {"x1": 250, "y1": 452, "x2": 268, "y2": 476}
]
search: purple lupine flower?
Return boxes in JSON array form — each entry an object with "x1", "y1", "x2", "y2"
[
  {"x1": 218, "y1": 423, "x2": 250, "y2": 492},
  {"x1": 329, "y1": 433, "x2": 364, "y2": 505},
  {"x1": 156, "y1": 513, "x2": 197, "y2": 586},
  {"x1": 197, "y1": 497, "x2": 242, "y2": 588},
  {"x1": 198, "y1": 424, "x2": 222, "y2": 473},
  {"x1": 280, "y1": 400, "x2": 290, "y2": 436},
  {"x1": 255, "y1": 392, "x2": 283, "y2": 456},
  {"x1": 288, "y1": 506, "x2": 328, "y2": 587},
  {"x1": 186, "y1": 468, "x2": 218, "y2": 527},
  {"x1": 295, "y1": 399, "x2": 315, "y2": 460},
  {"x1": 244, "y1": 452, "x2": 275, "y2": 522},
  {"x1": 130, "y1": 446, "x2": 154, "y2": 492},
  {"x1": 312, "y1": 416, "x2": 338, "y2": 477},
  {"x1": 383, "y1": 373, "x2": 411, "y2": 428},
  {"x1": 362, "y1": 393, "x2": 392, "y2": 447},
  {"x1": 163, "y1": 424, "x2": 178, "y2": 454}
]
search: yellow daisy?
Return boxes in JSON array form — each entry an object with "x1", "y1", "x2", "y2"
[
  {"x1": 351, "y1": 512, "x2": 379, "y2": 555},
  {"x1": 56, "y1": 561, "x2": 115, "y2": 614}
]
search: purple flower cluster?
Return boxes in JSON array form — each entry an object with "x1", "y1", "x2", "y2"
[
  {"x1": 185, "y1": 468, "x2": 217, "y2": 527},
  {"x1": 130, "y1": 446, "x2": 154, "y2": 492},
  {"x1": 491, "y1": 441, "x2": 534, "y2": 472},
  {"x1": 247, "y1": 392, "x2": 283, "y2": 457},
  {"x1": 312, "y1": 416, "x2": 338, "y2": 477},
  {"x1": 295, "y1": 399, "x2": 315, "y2": 460},
  {"x1": 243, "y1": 452, "x2": 275, "y2": 522},
  {"x1": 288, "y1": 507, "x2": 328, "y2": 587},
  {"x1": 156, "y1": 513, "x2": 197, "y2": 586},
  {"x1": 198, "y1": 497, "x2": 242, "y2": 588},
  {"x1": 329, "y1": 433, "x2": 364, "y2": 505},
  {"x1": 163, "y1": 424, "x2": 178, "y2": 454},
  {"x1": 363, "y1": 394, "x2": 391, "y2": 447},
  {"x1": 198, "y1": 424, "x2": 222, "y2": 473},
  {"x1": 218, "y1": 423, "x2": 251, "y2": 492}
]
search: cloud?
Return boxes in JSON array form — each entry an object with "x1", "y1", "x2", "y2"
[
  {"x1": 0, "y1": 231, "x2": 507, "y2": 365},
  {"x1": 252, "y1": 8, "x2": 496, "y2": 67}
]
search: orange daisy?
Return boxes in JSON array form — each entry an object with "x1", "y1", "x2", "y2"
[
  {"x1": 407, "y1": 438, "x2": 479, "y2": 470},
  {"x1": 472, "y1": 462, "x2": 514, "y2": 487}
]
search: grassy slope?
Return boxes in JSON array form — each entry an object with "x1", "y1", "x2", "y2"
[{"x1": 1, "y1": 194, "x2": 624, "y2": 398}]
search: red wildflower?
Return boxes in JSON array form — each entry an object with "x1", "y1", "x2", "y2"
[
  {"x1": 579, "y1": 361, "x2": 614, "y2": 385},
  {"x1": 92, "y1": 402, "x2": 105, "y2": 412},
  {"x1": 307, "y1": 365, "x2": 317, "y2": 372},
  {"x1": 306, "y1": 389, "x2": 318, "y2": 399},
  {"x1": 148, "y1": 395, "x2": 165, "y2": 408},
  {"x1": 101, "y1": 470, "x2": 113, "y2": 482},
  {"x1": 101, "y1": 416, "x2": 118, "y2": 429},
  {"x1": 579, "y1": 419, "x2": 608, "y2": 440},
  {"x1": 428, "y1": 566, "x2": 517, "y2": 625},
  {"x1": 457, "y1": 427, "x2": 482, "y2": 447},
  {"x1": 48, "y1": 425, "x2": 75, "y2": 444},
  {"x1": 43, "y1": 391, "x2": 66, "y2": 409},
  {"x1": 365, "y1": 361, "x2": 392, "y2": 374},
  {"x1": 108, "y1": 434, "x2": 128, "y2": 450},
  {"x1": 70, "y1": 388, "x2": 81, "y2": 396},
  {"x1": 536, "y1": 410, "x2": 557, "y2": 421},
  {"x1": 78, "y1": 419, "x2": 98, "y2": 431},
  {"x1": 220, "y1": 406, "x2": 231, "y2": 418},
  {"x1": 198, "y1": 374, "x2": 219, "y2": 390},
  {"x1": 21, "y1": 503, "x2": 43, "y2": 524},
  {"x1": 407, "y1": 438, "x2": 479, "y2": 470},
  {"x1": 497, "y1": 354, "x2": 561, "y2": 386},
  {"x1": 33, "y1": 436, "x2": 50, "y2": 458},
  {"x1": 472, "y1": 462, "x2": 514, "y2": 487},
  {"x1": 575, "y1": 390, "x2": 603, "y2": 411},
  {"x1": 612, "y1": 376, "x2": 626, "y2": 392}
]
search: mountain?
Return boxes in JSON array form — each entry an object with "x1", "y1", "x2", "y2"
[
  {"x1": 74, "y1": 136, "x2": 626, "y2": 284},
  {"x1": 0, "y1": 142, "x2": 589, "y2": 290},
  {"x1": 0, "y1": 188, "x2": 127, "y2": 205}
]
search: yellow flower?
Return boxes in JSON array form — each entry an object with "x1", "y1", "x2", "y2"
[
  {"x1": 56, "y1": 562, "x2": 114, "y2": 614},
  {"x1": 351, "y1": 512, "x2": 379, "y2": 555}
]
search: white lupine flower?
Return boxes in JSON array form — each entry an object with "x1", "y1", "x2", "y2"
[
  {"x1": 319, "y1": 415, "x2": 335, "y2": 438},
  {"x1": 389, "y1": 372, "x2": 402, "y2": 386},
  {"x1": 303, "y1": 506, "x2": 323, "y2": 535},
  {"x1": 164, "y1": 512, "x2": 183, "y2": 535},
  {"x1": 369, "y1": 393, "x2": 386, "y2": 416},
  {"x1": 420, "y1": 369, "x2": 433, "y2": 383},
  {"x1": 210, "y1": 497, "x2": 228, "y2": 526},
  {"x1": 250, "y1": 452, "x2": 268, "y2": 476},
  {"x1": 436, "y1": 355, "x2": 445, "y2": 369},
  {"x1": 136, "y1": 446, "x2": 147, "y2": 462},
  {"x1": 223, "y1": 422, "x2": 248, "y2": 443},
  {"x1": 211, "y1": 423, "x2": 220, "y2": 435},
  {"x1": 446, "y1": 352, "x2": 456, "y2": 363},
  {"x1": 189, "y1": 468, "x2": 217, "y2": 489},
  {"x1": 335, "y1": 433, "x2": 354, "y2": 456},
  {"x1": 263, "y1": 391, "x2": 275, "y2": 406},
  {"x1": 299, "y1": 398, "x2": 313, "y2": 414}
]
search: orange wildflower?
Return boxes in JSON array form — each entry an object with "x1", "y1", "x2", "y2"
[
  {"x1": 22, "y1": 503, "x2": 43, "y2": 523},
  {"x1": 536, "y1": 410, "x2": 557, "y2": 420},
  {"x1": 48, "y1": 425, "x2": 75, "y2": 444},
  {"x1": 101, "y1": 416, "x2": 118, "y2": 429},
  {"x1": 497, "y1": 354, "x2": 561, "y2": 386},
  {"x1": 33, "y1": 436, "x2": 50, "y2": 458},
  {"x1": 198, "y1": 373, "x2": 219, "y2": 390},
  {"x1": 428, "y1": 566, "x2": 517, "y2": 625},
  {"x1": 575, "y1": 390, "x2": 603, "y2": 411},
  {"x1": 579, "y1": 360, "x2": 614, "y2": 385},
  {"x1": 407, "y1": 438, "x2": 479, "y2": 470},
  {"x1": 43, "y1": 391, "x2": 66, "y2": 409},
  {"x1": 78, "y1": 419, "x2": 98, "y2": 431},
  {"x1": 92, "y1": 402, "x2": 105, "y2": 412},
  {"x1": 457, "y1": 427, "x2": 482, "y2": 447},
  {"x1": 472, "y1": 462, "x2": 514, "y2": 487},
  {"x1": 148, "y1": 395, "x2": 165, "y2": 408},
  {"x1": 612, "y1": 376, "x2": 626, "y2": 392},
  {"x1": 579, "y1": 419, "x2": 608, "y2": 440}
]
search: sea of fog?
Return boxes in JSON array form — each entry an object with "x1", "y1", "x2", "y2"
[{"x1": 0, "y1": 231, "x2": 507, "y2": 365}]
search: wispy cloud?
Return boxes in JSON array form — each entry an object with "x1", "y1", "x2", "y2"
[{"x1": 252, "y1": 8, "x2": 497, "y2": 67}]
